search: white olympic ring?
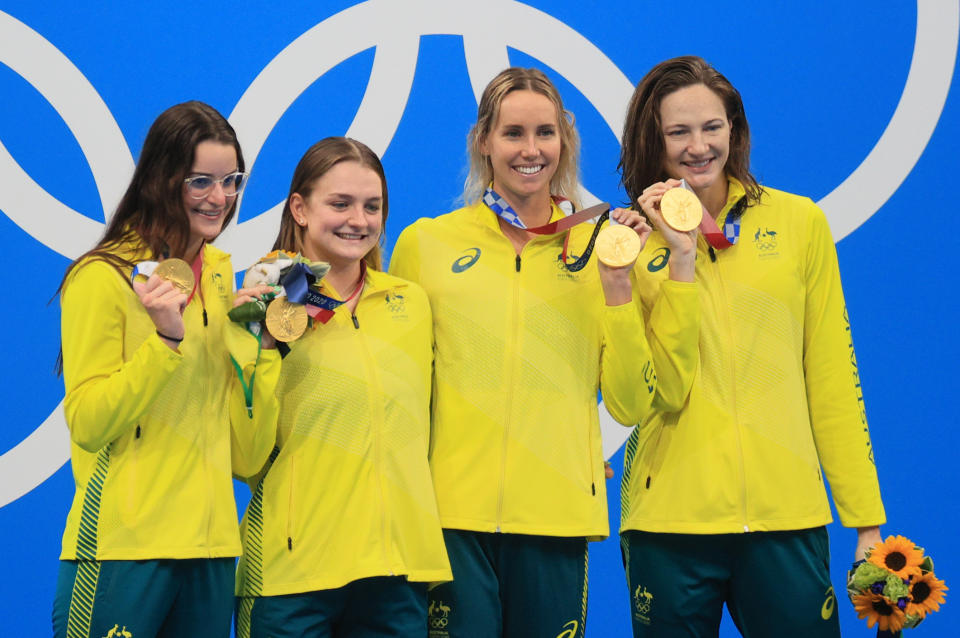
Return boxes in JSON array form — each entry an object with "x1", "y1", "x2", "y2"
[{"x1": 0, "y1": 0, "x2": 956, "y2": 506}]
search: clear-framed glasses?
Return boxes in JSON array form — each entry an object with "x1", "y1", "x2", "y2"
[{"x1": 183, "y1": 171, "x2": 249, "y2": 199}]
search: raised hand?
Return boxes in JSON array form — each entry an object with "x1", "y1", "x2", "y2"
[
  {"x1": 133, "y1": 274, "x2": 187, "y2": 348},
  {"x1": 637, "y1": 179, "x2": 698, "y2": 282}
]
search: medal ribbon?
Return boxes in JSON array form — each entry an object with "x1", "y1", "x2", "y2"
[
  {"x1": 482, "y1": 186, "x2": 606, "y2": 235},
  {"x1": 229, "y1": 331, "x2": 262, "y2": 417},
  {"x1": 482, "y1": 186, "x2": 611, "y2": 271},
  {"x1": 282, "y1": 261, "x2": 366, "y2": 324},
  {"x1": 681, "y1": 179, "x2": 747, "y2": 251}
]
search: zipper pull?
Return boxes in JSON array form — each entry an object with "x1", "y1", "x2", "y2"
[
  {"x1": 646, "y1": 476, "x2": 651, "y2": 489},
  {"x1": 708, "y1": 246, "x2": 717, "y2": 263},
  {"x1": 135, "y1": 425, "x2": 141, "y2": 439},
  {"x1": 202, "y1": 308, "x2": 208, "y2": 326},
  {"x1": 287, "y1": 537, "x2": 293, "y2": 550},
  {"x1": 591, "y1": 482, "x2": 596, "y2": 496},
  {"x1": 515, "y1": 255, "x2": 521, "y2": 272},
  {"x1": 352, "y1": 314, "x2": 360, "y2": 329}
]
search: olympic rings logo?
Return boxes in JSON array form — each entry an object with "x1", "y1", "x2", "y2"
[{"x1": 0, "y1": 0, "x2": 957, "y2": 506}]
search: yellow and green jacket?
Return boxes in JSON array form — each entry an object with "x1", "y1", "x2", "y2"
[
  {"x1": 236, "y1": 268, "x2": 451, "y2": 596},
  {"x1": 622, "y1": 178, "x2": 885, "y2": 534},
  {"x1": 60, "y1": 237, "x2": 280, "y2": 560},
  {"x1": 389, "y1": 200, "x2": 698, "y2": 539}
]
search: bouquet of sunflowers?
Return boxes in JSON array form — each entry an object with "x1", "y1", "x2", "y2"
[{"x1": 847, "y1": 535, "x2": 947, "y2": 635}]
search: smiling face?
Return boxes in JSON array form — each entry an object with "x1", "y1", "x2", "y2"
[
  {"x1": 659, "y1": 83, "x2": 731, "y2": 203},
  {"x1": 480, "y1": 89, "x2": 561, "y2": 207},
  {"x1": 182, "y1": 140, "x2": 239, "y2": 252},
  {"x1": 290, "y1": 160, "x2": 383, "y2": 270}
]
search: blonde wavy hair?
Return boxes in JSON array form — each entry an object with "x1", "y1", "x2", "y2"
[{"x1": 464, "y1": 67, "x2": 581, "y2": 208}]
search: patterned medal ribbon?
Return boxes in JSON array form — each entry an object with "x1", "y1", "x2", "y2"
[
  {"x1": 482, "y1": 186, "x2": 610, "y2": 271},
  {"x1": 681, "y1": 179, "x2": 747, "y2": 251},
  {"x1": 283, "y1": 261, "x2": 366, "y2": 324},
  {"x1": 483, "y1": 186, "x2": 608, "y2": 235}
]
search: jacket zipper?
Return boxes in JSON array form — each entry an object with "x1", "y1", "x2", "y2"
[
  {"x1": 703, "y1": 235, "x2": 750, "y2": 531},
  {"x1": 496, "y1": 251, "x2": 522, "y2": 531},
  {"x1": 197, "y1": 262, "x2": 216, "y2": 547},
  {"x1": 354, "y1": 302, "x2": 394, "y2": 573}
]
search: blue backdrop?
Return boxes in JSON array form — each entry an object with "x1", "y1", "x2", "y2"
[{"x1": 1, "y1": 1, "x2": 957, "y2": 635}]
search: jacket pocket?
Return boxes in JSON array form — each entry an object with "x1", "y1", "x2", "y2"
[
  {"x1": 638, "y1": 423, "x2": 667, "y2": 491},
  {"x1": 120, "y1": 425, "x2": 142, "y2": 528},
  {"x1": 285, "y1": 453, "x2": 296, "y2": 551}
]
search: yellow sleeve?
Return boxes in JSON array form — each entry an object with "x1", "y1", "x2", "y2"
[
  {"x1": 388, "y1": 223, "x2": 422, "y2": 284},
  {"x1": 61, "y1": 261, "x2": 182, "y2": 452},
  {"x1": 644, "y1": 280, "x2": 700, "y2": 413},
  {"x1": 224, "y1": 321, "x2": 280, "y2": 479},
  {"x1": 802, "y1": 203, "x2": 885, "y2": 527},
  {"x1": 599, "y1": 298, "x2": 655, "y2": 425}
]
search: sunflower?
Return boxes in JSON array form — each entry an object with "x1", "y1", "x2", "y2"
[
  {"x1": 906, "y1": 571, "x2": 948, "y2": 618},
  {"x1": 853, "y1": 591, "x2": 907, "y2": 632},
  {"x1": 868, "y1": 535, "x2": 924, "y2": 579}
]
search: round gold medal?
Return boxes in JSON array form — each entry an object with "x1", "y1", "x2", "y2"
[
  {"x1": 153, "y1": 258, "x2": 195, "y2": 295},
  {"x1": 659, "y1": 188, "x2": 703, "y2": 232},
  {"x1": 596, "y1": 224, "x2": 642, "y2": 268},
  {"x1": 265, "y1": 297, "x2": 308, "y2": 342}
]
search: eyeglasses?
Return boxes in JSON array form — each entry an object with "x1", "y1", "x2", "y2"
[{"x1": 183, "y1": 171, "x2": 249, "y2": 199}]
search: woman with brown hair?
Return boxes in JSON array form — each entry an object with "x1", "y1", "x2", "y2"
[
  {"x1": 618, "y1": 55, "x2": 885, "y2": 637},
  {"x1": 234, "y1": 137, "x2": 450, "y2": 638},
  {"x1": 53, "y1": 101, "x2": 280, "y2": 638}
]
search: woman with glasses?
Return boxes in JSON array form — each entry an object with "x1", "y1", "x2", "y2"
[
  {"x1": 617, "y1": 56, "x2": 885, "y2": 637},
  {"x1": 53, "y1": 101, "x2": 281, "y2": 638},
  {"x1": 234, "y1": 137, "x2": 451, "y2": 638},
  {"x1": 389, "y1": 67, "x2": 698, "y2": 638}
]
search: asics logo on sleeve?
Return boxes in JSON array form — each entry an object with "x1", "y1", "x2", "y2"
[{"x1": 452, "y1": 248, "x2": 481, "y2": 273}]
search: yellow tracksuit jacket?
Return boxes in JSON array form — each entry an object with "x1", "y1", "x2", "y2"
[
  {"x1": 390, "y1": 201, "x2": 698, "y2": 539},
  {"x1": 59, "y1": 237, "x2": 280, "y2": 560},
  {"x1": 236, "y1": 269, "x2": 451, "y2": 596},
  {"x1": 622, "y1": 179, "x2": 885, "y2": 534}
]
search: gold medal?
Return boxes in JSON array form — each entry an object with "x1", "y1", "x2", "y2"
[
  {"x1": 154, "y1": 258, "x2": 195, "y2": 296},
  {"x1": 596, "y1": 224, "x2": 642, "y2": 268},
  {"x1": 660, "y1": 188, "x2": 703, "y2": 232},
  {"x1": 265, "y1": 297, "x2": 308, "y2": 342}
]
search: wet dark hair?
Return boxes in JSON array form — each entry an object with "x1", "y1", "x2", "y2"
[
  {"x1": 619, "y1": 55, "x2": 761, "y2": 206},
  {"x1": 55, "y1": 101, "x2": 242, "y2": 374},
  {"x1": 60, "y1": 100, "x2": 243, "y2": 287}
]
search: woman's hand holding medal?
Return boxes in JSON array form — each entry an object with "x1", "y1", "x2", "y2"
[
  {"x1": 596, "y1": 208, "x2": 652, "y2": 306},
  {"x1": 132, "y1": 261, "x2": 190, "y2": 350},
  {"x1": 234, "y1": 284, "x2": 280, "y2": 349},
  {"x1": 637, "y1": 178, "x2": 699, "y2": 282}
]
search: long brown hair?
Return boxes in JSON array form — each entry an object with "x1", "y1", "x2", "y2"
[
  {"x1": 55, "y1": 101, "x2": 242, "y2": 375},
  {"x1": 273, "y1": 137, "x2": 388, "y2": 271},
  {"x1": 60, "y1": 101, "x2": 243, "y2": 287},
  {"x1": 619, "y1": 56, "x2": 761, "y2": 206},
  {"x1": 464, "y1": 67, "x2": 581, "y2": 208}
]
